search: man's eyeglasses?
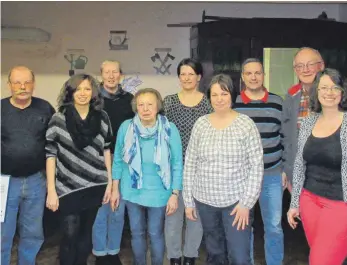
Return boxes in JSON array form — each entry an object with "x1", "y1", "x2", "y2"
[
  {"x1": 318, "y1": 85, "x2": 343, "y2": 93},
  {"x1": 293, "y1": 61, "x2": 322, "y2": 73},
  {"x1": 9, "y1": 81, "x2": 34, "y2": 89}
]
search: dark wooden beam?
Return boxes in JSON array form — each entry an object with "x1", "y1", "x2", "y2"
[{"x1": 167, "y1": 22, "x2": 198, "y2": 28}]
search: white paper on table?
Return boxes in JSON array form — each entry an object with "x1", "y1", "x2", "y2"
[{"x1": 0, "y1": 175, "x2": 10, "y2": 223}]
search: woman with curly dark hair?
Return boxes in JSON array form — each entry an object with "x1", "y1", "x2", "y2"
[{"x1": 45, "y1": 74, "x2": 113, "y2": 265}]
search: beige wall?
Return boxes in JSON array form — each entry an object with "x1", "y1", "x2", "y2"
[
  {"x1": 1, "y1": 2, "x2": 342, "y2": 107},
  {"x1": 1, "y1": 74, "x2": 180, "y2": 109}
]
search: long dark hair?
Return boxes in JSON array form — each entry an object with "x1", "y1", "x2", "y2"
[{"x1": 57, "y1": 74, "x2": 103, "y2": 112}]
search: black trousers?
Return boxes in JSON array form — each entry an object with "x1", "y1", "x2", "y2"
[{"x1": 59, "y1": 207, "x2": 98, "y2": 265}]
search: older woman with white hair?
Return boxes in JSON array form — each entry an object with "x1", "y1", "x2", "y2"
[{"x1": 110, "y1": 88, "x2": 183, "y2": 265}]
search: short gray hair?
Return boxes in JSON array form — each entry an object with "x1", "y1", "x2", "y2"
[
  {"x1": 293, "y1": 47, "x2": 323, "y2": 66},
  {"x1": 131, "y1": 88, "x2": 164, "y2": 114},
  {"x1": 241, "y1": 58, "x2": 264, "y2": 73}
]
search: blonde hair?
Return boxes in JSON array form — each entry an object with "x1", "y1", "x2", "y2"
[
  {"x1": 100, "y1": 60, "x2": 122, "y2": 74},
  {"x1": 8, "y1": 65, "x2": 35, "y2": 82}
]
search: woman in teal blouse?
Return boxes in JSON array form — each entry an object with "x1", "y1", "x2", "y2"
[{"x1": 110, "y1": 88, "x2": 183, "y2": 265}]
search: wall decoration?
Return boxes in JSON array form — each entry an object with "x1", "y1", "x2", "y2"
[
  {"x1": 121, "y1": 73, "x2": 143, "y2": 95},
  {"x1": 151, "y1": 48, "x2": 175, "y2": 75},
  {"x1": 64, "y1": 49, "x2": 88, "y2": 76},
  {"x1": 109, "y1": 30, "x2": 128, "y2": 50}
]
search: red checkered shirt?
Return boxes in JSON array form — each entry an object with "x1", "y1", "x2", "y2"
[{"x1": 297, "y1": 88, "x2": 310, "y2": 129}]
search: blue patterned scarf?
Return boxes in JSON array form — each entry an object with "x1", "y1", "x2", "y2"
[{"x1": 123, "y1": 114, "x2": 172, "y2": 190}]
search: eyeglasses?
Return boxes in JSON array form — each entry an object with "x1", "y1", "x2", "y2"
[
  {"x1": 9, "y1": 81, "x2": 34, "y2": 89},
  {"x1": 318, "y1": 85, "x2": 343, "y2": 93},
  {"x1": 293, "y1": 61, "x2": 322, "y2": 73}
]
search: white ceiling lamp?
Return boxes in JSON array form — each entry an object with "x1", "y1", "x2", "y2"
[{"x1": 1, "y1": 26, "x2": 51, "y2": 42}]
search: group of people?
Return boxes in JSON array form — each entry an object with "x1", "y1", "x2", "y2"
[{"x1": 1, "y1": 46, "x2": 346, "y2": 265}]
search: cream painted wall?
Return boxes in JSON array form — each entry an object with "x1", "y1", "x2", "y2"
[
  {"x1": 1, "y1": 74, "x2": 180, "y2": 109},
  {"x1": 1, "y1": 2, "x2": 342, "y2": 107}
]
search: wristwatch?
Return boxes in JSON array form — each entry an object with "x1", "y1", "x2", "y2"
[{"x1": 172, "y1": 191, "x2": 179, "y2": 196}]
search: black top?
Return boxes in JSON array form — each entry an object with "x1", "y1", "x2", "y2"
[
  {"x1": 303, "y1": 127, "x2": 343, "y2": 201},
  {"x1": 1, "y1": 97, "x2": 55, "y2": 177},
  {"x1": 100, "y1": 87, "x2": 134, "y2": 154},
  {"x1": 163, "y1": 94, "x2": 213, "y2": 160}
]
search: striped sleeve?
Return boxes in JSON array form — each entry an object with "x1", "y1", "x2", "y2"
[{"x1": 45, "y1": 114, "x2": 59, "y2": 158}]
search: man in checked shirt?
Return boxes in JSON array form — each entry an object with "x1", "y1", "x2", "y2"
[{"x1": 282, "y1": 47, "x2": 325, "y2": 193}]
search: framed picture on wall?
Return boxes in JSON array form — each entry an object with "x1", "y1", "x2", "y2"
[{"x1": 109, "y1": 30, "x2": 128, "y2": 50}]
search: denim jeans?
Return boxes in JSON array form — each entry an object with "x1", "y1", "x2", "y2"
[
  {"x1": 92, "y1": 199, "x2": 125, "y2": 256},
  {"x1": 125, "y1": 200, "x2": 166, "y2": 265},
  {"x1": 1, "y1": 171, "x2": 46, "y2": 265},
  {"x1": 196, "y1": 199, "x2": 253, "y2": 265},
  {"x1": 164, "y1": 193, "x2": 203, "y2": 259},
  {"x1": 250, "y1": 172, "x2": 284, "y2": 265},
  {"x1": 59, "y1": 207, "x2": 98, "y2": 265}
]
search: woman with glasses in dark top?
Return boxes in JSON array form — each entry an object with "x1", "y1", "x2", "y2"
[{"x1": 288, "y1": 68, "x2": 347, "y2": 265}]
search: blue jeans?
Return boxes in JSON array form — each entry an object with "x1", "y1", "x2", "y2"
[
  {"x1": 196, "y1": 199, "x2": 253, "y2": 265},
  {"x1": 125, "y1": 200, "x2": 166, "y2": 265},
  {"x1": 251, "y1": 172, "x2": 284, "y2": 265},
  {"x1": 92, "y1": 199, "x2": 125, "y2": 256},
  {"x1": 1, "y1": 171, "x2": 46, "y2": 265}
]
